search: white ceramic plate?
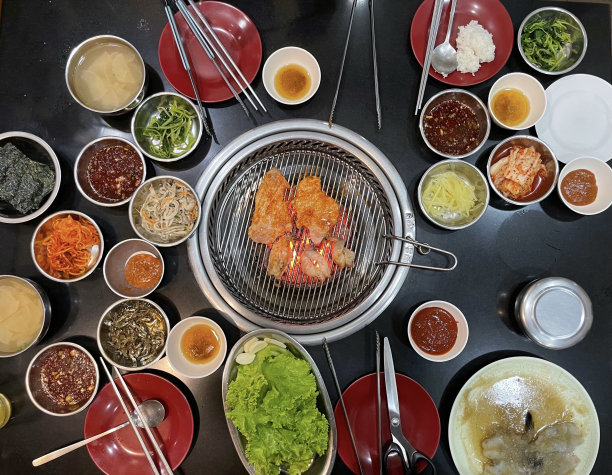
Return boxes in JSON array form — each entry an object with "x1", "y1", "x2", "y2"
[
  {"x1": 448, "y1": 356, "x2": 599, "y2": 474},
  {"x1": 536, "y1": 74, "x2": 612, "y2": 163}
]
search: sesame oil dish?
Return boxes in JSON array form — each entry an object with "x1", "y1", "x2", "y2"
[{"x1": 274, "y1": 64, "x2": 311, "y2": 101}]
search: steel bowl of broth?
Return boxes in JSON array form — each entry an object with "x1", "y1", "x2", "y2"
[
  {"x1": 0, "y1": 276, "x2": 51, "y2": 358},
  {"x1": 65, "y1": 35, "x2": 147, "y2": 115},
  {"x1": 262, "y1": 47, "x2": 321, "y2": 105}
]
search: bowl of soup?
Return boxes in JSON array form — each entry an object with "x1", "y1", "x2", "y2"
[
  {"x1": 65, "y1": 35, "x2": 147, "y2": 115},
  {"x1": 0, "y1": 276, "x2": 51, "y2": 358}
]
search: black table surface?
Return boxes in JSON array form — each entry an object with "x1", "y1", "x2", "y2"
[{"x1": 1, "y1": 0, "x2": 611, "y2": 474}]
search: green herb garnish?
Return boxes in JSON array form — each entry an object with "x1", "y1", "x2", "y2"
[
  {"x1": 521, "y1": 14, "x2": 582, "y2": 71},
  {"x1": 142, "y1": 98, "x2": 197, "y2": 159}
]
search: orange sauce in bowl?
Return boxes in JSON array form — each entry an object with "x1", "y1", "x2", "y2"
[
  {"x1": 274, "y1": 64, "x2": 311, "y2": 101},
  {"x1": 491, "y1": 88, "x2": 530, "y2": 127},
  {"x1": 410, "y1": 307, "x2": 458, "y2": 355},
  {"x1": 180, "y1": 324, "x2": 220, "y2": 364},
  {"x1": 124, "y1": 253, "x2": 162, "y2": 289},
  {"x1": 561, "y1": 169, "x2": 598, "y2": 206}
]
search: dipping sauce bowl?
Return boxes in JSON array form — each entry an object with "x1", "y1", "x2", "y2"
[{"x1": 262, "y1": 47, "x2": 321, "y2": 105}]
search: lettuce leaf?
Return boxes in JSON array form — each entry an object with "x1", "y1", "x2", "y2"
[{"x1": 226, "y1": 345, "x2": 329, "y2": 475}]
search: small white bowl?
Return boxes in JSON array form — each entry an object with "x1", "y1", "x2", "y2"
[
  {"x1": 488, "y1": 72, "x2": 546, "y2": 130},
  {"x1": 557, "y1": 157, "x2": 612, "y2": 215},
  {"x1": 166, "y1": 316, "x2": 227, "y2": 378},
  {"x1": 408, "y1": 300, "x2": 468, "y2": 362},
  {"x1": 262, "y1": 47, "x2": 321, "y2": 105}
]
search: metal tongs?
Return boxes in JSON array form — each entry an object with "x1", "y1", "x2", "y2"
[
  {"x1": 378, "y1": 234, "x2": 457, "y2": 271},
  {"x1": 382, "y1": 338, "x2": 436, "y2": 474}
]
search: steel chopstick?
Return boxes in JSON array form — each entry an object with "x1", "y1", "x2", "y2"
[
  {"x1": 99, "y1": 358, "x2": 160, "y2": 475},
  {"x1": 113, "y1": 366, "x2": 174, "y2": 475},
  {"x1": 369, "y1": 0, "x2": 381, "y2": 130},
  {"x1": 162, "y1": 0, "x2": 214, "y2": 139},
  {"x1": 415, "y1": 0, "x2": 444, "y2": 115},
  {"x1": 176, "y1": 0, "x2": 257, "y2": 112},
  {"x1": 322, "y1": 338, "x2": 364, "y2": 475},
  {"x1": 186, "y1": 0, "x2": 267, "y2": 113},
  {"x1": 174, "y1": 0, "x2": 251, "y2": 118}
]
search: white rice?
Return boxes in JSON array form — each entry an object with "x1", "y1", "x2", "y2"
[{"x1": 456, "y1": 20, "x2": 495, "y2": 75}]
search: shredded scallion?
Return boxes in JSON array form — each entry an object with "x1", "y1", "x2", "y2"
[{"x1": 142, "y1": 98, "x2": 197, "y2": 159}]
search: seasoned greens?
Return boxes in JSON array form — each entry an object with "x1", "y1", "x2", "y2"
[
  {"x1": 0, "y1": 143, "x2": 55, "y2": 214},
  {"x1": 142, "y1": 99, "x2": 197, "y2": 159},
  {"x1": 226, "y1": 344, "x2": 329, "y2": 475}
]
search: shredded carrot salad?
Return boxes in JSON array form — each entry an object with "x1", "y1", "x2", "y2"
[{"x1": 34, "y1": 215, "x2": 100, "y2": 279}]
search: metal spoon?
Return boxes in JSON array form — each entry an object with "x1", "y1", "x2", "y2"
[
  {"x1": 431, "y1": 0, "x2": 458, "y2": 76},
  {"x1": 32, "y1": 399, "x2": 165, "y2": 467}
]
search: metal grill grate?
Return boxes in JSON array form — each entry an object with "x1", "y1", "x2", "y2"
[{"x1": 207, "y1": 139, "x2": 394, "y2": 324}]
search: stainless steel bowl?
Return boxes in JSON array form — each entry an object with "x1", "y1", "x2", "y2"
[
  {"x1": 487, "y1": 135, "x2": 559, "y2": 206},
  {"x1": 0, "y1": 131, "x2": 61, "y2": 224},
  {"x1": 25, "y1": 342, "x2": 99, "y2": 416},
  {"x1": 417, "y1": 160, "x2": 489, "y2": 230},
  {"x1": 131, "y1": 92, "x2": 203, "y2": 162},
  {"x1": 222, "y1": 329, "x2": 337, "y2": 475},
  {"x1": 518, "y1": 7, "x2": 587, "y2": 75},
  {"x1": 419, "y1": 89, "x2": 491, "y2": 160},
  {"x1": 97, "y1": 298, "x2": 169, "y2": 371},
  {"x1": 65, "y1": 35, "x2": 147, "y2": 115},
  {"x1": 129, "y1": 175, "x2": 201, "y2": 247},
  {"x1": 31, "y1": 210, "x2": 104, "y2": 283},
  {"x1": 103, "y1": 239, "x2": 164, "y2": 298},
  {"x1": 74, "y1": 136, "x2": 146, "y2": 207},
  {"x1": 0, "y1": 276, "x2": 51, "y2": 358}
]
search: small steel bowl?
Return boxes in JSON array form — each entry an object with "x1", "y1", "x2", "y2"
[
  {"x1": 518, "y1": 7, "x2": 587, "y2": 75},
  {"x1": 65, "y1": 35, "x2": 147, "y2": 115},
  {"x1": 74, "y1": 137, "x2": 146, "y2": 207},
  {"x1": 129, "y1": 176, "x2": 201, "y2": 247},
  {"x1": 0, "y1": 131, "x2": 61, "y2": 224},
  {"x1": 97, "y1": 298, "x2": 170, "y2": 371},
  {"x1": 131, "y1": 92, "x2": 203, "y2": 162},
  {"x1": 0, "y1": 276, "x2": 51, "y2": 358},
  {"x1": 418, "y1": 160, "x2": 489, "y2": 230},
  {"x1": 31, "y1": 210, "x2": 104, "y2": 283},
  {"x1": 419, "y1": 89, "x2": 491, "y2": 159},
  {"x1": 103, "y1": 239, "x2": 164, "y2": 298},
  {"x1": 25, "y1": 342, "x2": 99, "y2": 416},
  {"x1": 487, "y1": 135, "x2": 559, "y2": 206}
]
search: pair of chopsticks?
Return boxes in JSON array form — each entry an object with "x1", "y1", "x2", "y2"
[
  {"x1": 329, "y1": 0, "x2": 381, "y2": 129},
  {"x1": 169, "y1": 0, "x2": 266, "y2": 120},
  {"x1": 415, "y1": 0, "x2": 445, "y2": 115},
  {"x1": 99, "y1": 358, "x2": 172, "y2": 475}
]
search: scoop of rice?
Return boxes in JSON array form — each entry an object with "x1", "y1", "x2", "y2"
[{"x1": 456, "y1": 20, "x2": 495, "y2": 75}]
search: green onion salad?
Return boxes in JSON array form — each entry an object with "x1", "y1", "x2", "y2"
[{"x1": 142, "y1": 98, "x2": 197, "y2": 159}]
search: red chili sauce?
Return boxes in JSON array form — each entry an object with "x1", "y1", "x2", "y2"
[
  {"x1": 423, "y1": 100, "x2": 481, "y2": 156},
  {"x1": 561, "y1": 169, "x2": 598, "y2": 206},
  {"x1": 410, "y1": 306, "x2": 458, "y2": 355},
  {"x1": 40, "y1": 346, "x2": 96, "y2": 406},
  {"x1": 86, "y1": 145, "x2": 143, "y2": 202},
  {"x1": 124, "y1": 253, "x2": 162, "y2": 289}
]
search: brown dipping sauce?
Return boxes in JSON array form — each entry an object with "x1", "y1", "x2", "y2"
[
  {"x1": 561, "y1": 169, "x2": 598, "y2": 206},
  {"x1": 124, "y1": 253, "x2": 162, "y2": 289},
  {"x1": 423, "y1": 100, "x2": 481, "y2": 156},
  {"x1": 86, "y1": 145, "x2": 143, "y2": 202},
  {"x1": 274, "y1": 64, "x2": 311, "y2": 101},
  {"x1": 40, "y1": 346, "x2": 96, "y2": 406},
  {"x1": 410, "y1": 306, "x2": 458, "y2": 355},
  {"x1": 180, "y1": 324, "x2": 220, "y2": 364}
]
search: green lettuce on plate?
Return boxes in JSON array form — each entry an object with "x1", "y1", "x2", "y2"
[{"x1": 226, "y1": 344, "x2": 329, "y2": 475}]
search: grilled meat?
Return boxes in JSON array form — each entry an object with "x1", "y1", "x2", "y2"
[
  {"x1": 293, "y1": 176, "x2": 340, "y2": 245},
  {"x1": 248, "y1": 168, "x2": 293, "y2": 244}
]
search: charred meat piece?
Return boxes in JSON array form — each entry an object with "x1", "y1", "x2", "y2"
[
  {"x1": 301, "y1": 246, "x2": 331, "y2": 282},
  {"x1": 293, "y1": 176, "x2": 340, "y2": 245},
  {"x1": 328, "y1": 237, "x2": 355, "y2": 269},
  {"x1": 248, "y1": 168, "x2": 293, "y2": 244},
  {"x1": 267, "y1": 235, "x2": 294, "y2": 279}
]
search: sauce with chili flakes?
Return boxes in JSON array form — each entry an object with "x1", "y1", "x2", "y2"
[
  {"x1": 180, "y1": 324, "x2": 220, "y2": 364},
  {"x1": 561, "y1": 169, "x2": 598, "y2": 206},
  {"x1": 40, "y1": 346, "x2": 96, "y2": 406},
  {"x1": 86, "y1": 145, "x2": 143, "y2": 202},
  {"x1": 423, "y1": 100, "x2": 481, "y2": 156},
  {"x1": 124, "y1": 253, "x2": 162, "y2": 289},
  {"x1": 410, "y1": 306, "x2": 458, "y2": 355}
]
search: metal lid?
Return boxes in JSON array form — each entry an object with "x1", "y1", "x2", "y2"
[{"x1": 516, "y1": 277, "x2": 592, "y2": 349}]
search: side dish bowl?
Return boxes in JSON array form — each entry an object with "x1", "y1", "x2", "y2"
[
  {"x1": 487, "y1": 135, "x2": 558, "y2": 206},
  {"x1": 26, "y1": 342, "x2": 99, "y2": 416},
  {"x1": 487, "y1": 72, "x2": 546, "y2": 130},
  {"x1": 31, "y1": 210, "x2": 104, "y2": 283},
  {"x1": 129, "y1": 175, "x2": 201, "y2": 247},
  {"x1": 131, "y1": 92, "x2": 203, "y2": 162},
  {"x1": 518, "y1": 7, "x2": 587, "y2": 75},
  {"x1": 419, "y1": 89, "x2": 490, "y2": 159},
  {"x1": 557, "y1": 157, "x2": 612, "y2": 215},
  {"x1": 0, "y1": 131, "x2": 61, "y2": 224},
  {"x1": 222, "y1": 329, "x2": 337, "y2": 475},
  {"x1": 418, "y1": 160, "x2": 489, "y2": 230}
]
